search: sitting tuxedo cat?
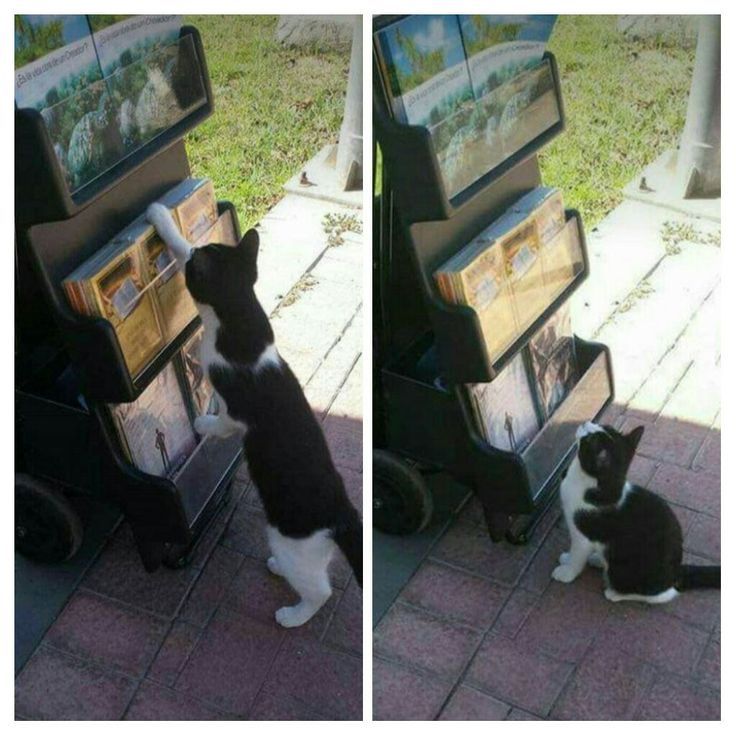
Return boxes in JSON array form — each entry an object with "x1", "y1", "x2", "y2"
[
  {"x1": 553, "y1": 421, "x2": 720, "y2": 603},
  {"x1": 146, "y1": 203, "x2": 362, "y2": 627}
]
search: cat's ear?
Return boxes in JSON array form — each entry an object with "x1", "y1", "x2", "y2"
[
  {"x1": 236, "y1": 228, "x2": 259, "y2": 283},
  {"x1": 625, "y1": 425, "x2": 645, "y2": 453}
]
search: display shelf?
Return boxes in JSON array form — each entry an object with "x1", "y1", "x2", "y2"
[
  {"x1": 373, "y1": 51, "x2": 565, "y2": 224},
  {"x1": 22, "y1": 199, "x2": 238, "y2": 404},
  {"x1": 15, "y1": 27, "x2": 213, "y2": 226},
  {"x1": 381, "y1": 335, "x2": 613, "y2": 516},
  {"x1": 411, "y1": 209, "x2": 588, "y2": 385}
]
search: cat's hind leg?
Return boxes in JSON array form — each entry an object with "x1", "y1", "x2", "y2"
[
  {"x1": 267, "y1": 526, "x2": 335, "y2": 628},
  {"x1": 605, "y1": 587, "x2": 678, "y2": 604}
]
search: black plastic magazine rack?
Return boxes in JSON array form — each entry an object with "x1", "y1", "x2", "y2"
[
  {"x1": 373, "y1": 15, "x2": 614, "y2": 542},
  {"x1": 15, "y1": 26, "x2": 243, "y2": 571}
]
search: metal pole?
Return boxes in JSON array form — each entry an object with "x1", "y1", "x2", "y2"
[
  {"x1": 676, "y1": 15, "x2": 720, "y2": 198},
  {"x1": 336, "y1": 15, "x2": 363, "y2": 191}
]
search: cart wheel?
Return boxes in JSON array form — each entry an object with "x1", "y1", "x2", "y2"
[
  {"x1": 373, "y1": 450, "x2": 433, "y2": 535},
  {"x1": 15, "y1": 474, "x2": 83, "y2": 563}
]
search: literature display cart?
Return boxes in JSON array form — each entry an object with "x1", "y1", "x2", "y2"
[
  {"x1": 372, "y1": 15, "x2": 614, "y2": 542},
  {"x1": 15, "y1": 27, "x2": 243, "y2": 571}
]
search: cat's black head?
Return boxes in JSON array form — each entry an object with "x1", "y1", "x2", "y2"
[
  {"x1": 185, "y1": 228, "x2": 260, "y2": 309},
  {"x1": 577, "y1": 421, "x2": 644, "y2": 489}
]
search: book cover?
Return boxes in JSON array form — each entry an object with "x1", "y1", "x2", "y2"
[
  {"x1": 181, "y1": 328, "x2": 218, "y2": 418},
  {"x1": 84, "y1": 242, "x2": 166, "y2": 377},
  {"x1": 528, "y1": 304, "x2": 578, "y2": 417},
  {"x1": 139, "y1": 225, "x2": 198, "y2": 341},
  {"x1": 468, "y1": 351, "x2": 540, "y2": 452},
  {"x1": 111, "y1": 360, "x2": 197, "y2": 477}
]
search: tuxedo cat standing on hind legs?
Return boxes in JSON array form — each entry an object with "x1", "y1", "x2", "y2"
[
  {"x1": 147, "y1": 203, "x2": 362, "y2": 628},
  {"x1": 554, "y1": 421, "x2": 720, "y2": 603}
]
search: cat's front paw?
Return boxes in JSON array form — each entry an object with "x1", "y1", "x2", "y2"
[
  {"x1": 267, "y1": 556, "x2": 283, "y2": 577},
  {"x1": 559, "y1": 551, "x2": 571, "y2": 565},
  {"x1": 275, "y1": 605, "x2": 309, "y2": 628},
  {"x1": 194, "y1": 415, "x2": 217, "y2": 436},
  {"x1": 146, "y1": 202, "x2": 172, "y2": 230},
  {"x1": 552, "y1": 564, "x2": 579, "y2": 584}
]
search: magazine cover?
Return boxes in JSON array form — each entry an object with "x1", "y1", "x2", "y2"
[
  {"x1": 375, "y1": 15, "x2": 479, "y2": 198},
  {"x1": 459, "y1": 16, "x2": 559, "y2": 166},
  {"x1": 88, "y1": 15, "x2": 182, "y2": 76},
  {"x1": 112, "y1": 360, "x2": 197, "y2": 477},
  {"x1": 529, "y1": 304, "x2": 578, "y2": 417},
  {"x1": 469, "y1": 351, "x2": 541, "y2": 452},
  {"x1": 181, "y1": 329, "x2": 218, "y2": 418},
  {"x1": 15, "y1": 15, "x2": 126, "y2": 192},
  {"x1": 88, "y1": 16, "x2": 194, "y2": 154},
  {"x1": 541, "y1": 218, "x2": 584, "y2": 300}
]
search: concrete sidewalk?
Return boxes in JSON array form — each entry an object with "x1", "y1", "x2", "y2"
[
  {"x1": 373, "y1": 200, "x2": 720, "y2": 720},
  {"x1": 15, "y1": 193, "x2": 363, "y2": 721}
]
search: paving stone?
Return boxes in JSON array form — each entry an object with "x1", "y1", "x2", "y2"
[
  {"x1": 400, "y1": 560, "x2": 509, "y2": 629},
  {"x1": 373, "y1": 603, "x2": 481, "y2": 680},
  {"x1": 324, "y1": 579, "x2": 362, "y2": 655},
  {"x1": 259, "y1": 638, "x2": 362, "y2": 720},
  {"x1": 249, "y1": 688, "x2": 327, "y2": 720},
  {"x1": 373, "y1": 657, "x2": 450, "y2": 721},
  {"x1": 15, "y1": 646, "x2": 136, "y2": 720},
  {"x1": 660, "y1": 580, "x2": 720, "y2": 633},
  {"x1": 431, "y1": 522, "x2": 539, "y2": 586},
  {"x1": 175, "y1": 607, "x2": 283, "y2": 716},
  {"x1": 685, "y1": 513, "x2": 720, "y2": 561},
  {"x1": 695, "y1": 639, "x2": 720, "y2": 691},
  {"x1": 649, "y1": 462, "x2": 720, "y2": 516},
  {"x1": 179, "y1": 546, "x2": 244, "y2": 627},
  {"x1": 147, "y1": 622, "x2": 202, "y2": 687},
  {"x1": 507, "y1": 708, "x2": 542, "y2": 720},
  {"x1": 125, "y1": 681, "x2": 230, "y2": 720},
  {"x1": 634, "y1": 673, "x2": 720, "y2": 720},
  {"x1": 629, "y1": 454, "x2": 658, "y2": 486},
  {"x1": 621, "y1": 415, "x2": 708, "y2": 468},
  {"x1": 692, "y1": 428, "x2": 721, "y2": 472},
  {"x1": 551, "y1": 639, "x2": 656, "y2": 720},
  {"x1": 438, "y1": 686, "x2": 510, "y2": 720},
  {"x1": 491, "y1": 587, "x2": 541, "y2": 639},
  {"x1": 340, "y1": 466, "x2": 363, "y2": 509},
  {"x1": 465, "y1": 633, "x2": 573, "y2": 717},
  {"x1": 81, "y1": 537, "x2": 198, "y2": 619},
  {"x1": 599, "y1": 605, "x2": 709, "y2": 677},
  {"x1": 323, "y1": 415, "x2": 362, "y2": 472},
  {"x1": 44, "y1": 591, "x2": 168, "y2": 678},
  {"x1": 220, "y1": 555, "x2": 336, "y2": 638},
  {"x1": 219, "y1": 504, "x2": 271, "y2": 561},
  {"x1": 516, "y1": 581, "x2": 609, "y2": 663}
]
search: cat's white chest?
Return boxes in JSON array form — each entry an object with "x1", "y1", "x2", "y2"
[
  {"x1": 560, "y1": 456, "x2": 596, "y2": 519},
  {"x1": 196, "y1": 303, "x2": 228, "y2": 373}
]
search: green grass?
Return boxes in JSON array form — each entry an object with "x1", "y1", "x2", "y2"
[
  {"x1": 184, "y1": 16, "x2": 349, "y2": 229},
  {"x1": 540, "y1": 15, "x2": 694, "y2": 226}
]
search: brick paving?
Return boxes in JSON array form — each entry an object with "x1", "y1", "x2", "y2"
[
  {"x1": 374, "y1": 243, "x2": 720, "y2": 720},
  {"x1": 15, "y1": 200, "x2": 363, "y2": 721}
]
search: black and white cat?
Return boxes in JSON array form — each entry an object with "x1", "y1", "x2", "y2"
[
  {"x1": 553, "y1": 421, "x2": 720, "y2": 603},
  {"x1": 147, "y1": 203, "x2": 362, "y2": 627}
]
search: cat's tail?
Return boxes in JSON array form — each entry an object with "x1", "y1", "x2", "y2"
[
  {"x1": 334, "y1": 505, "x2": 362, "y2": 587},
  {"x1": 677, "y1": 564, "x2": 721, "y2": 590}
]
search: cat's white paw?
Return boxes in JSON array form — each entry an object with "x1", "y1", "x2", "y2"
[
  {"x1": 267, "y1": 556, "x2": 283, "y2": 576},
  {"x1": 604, "y1": 588, "x2": 624, "y2": 602},
  {"x1": 194, "y1": 415, "x2": 217, "y2": 436},
  {"x1": 552, "y1": 564, "x2": 578, "y2": 583},
  {"x1": 275, "y1": 605, "x2": 310, "y2": 628},
  {"x1": 559, "y1": 551, "x2": 571, "y2": 565},
  {"x1": 146, "y1": 202, "x2": 172, "y2": 229},
  {"x1": 588, "y1": 550, "x2": 606, "y2": 569}
]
